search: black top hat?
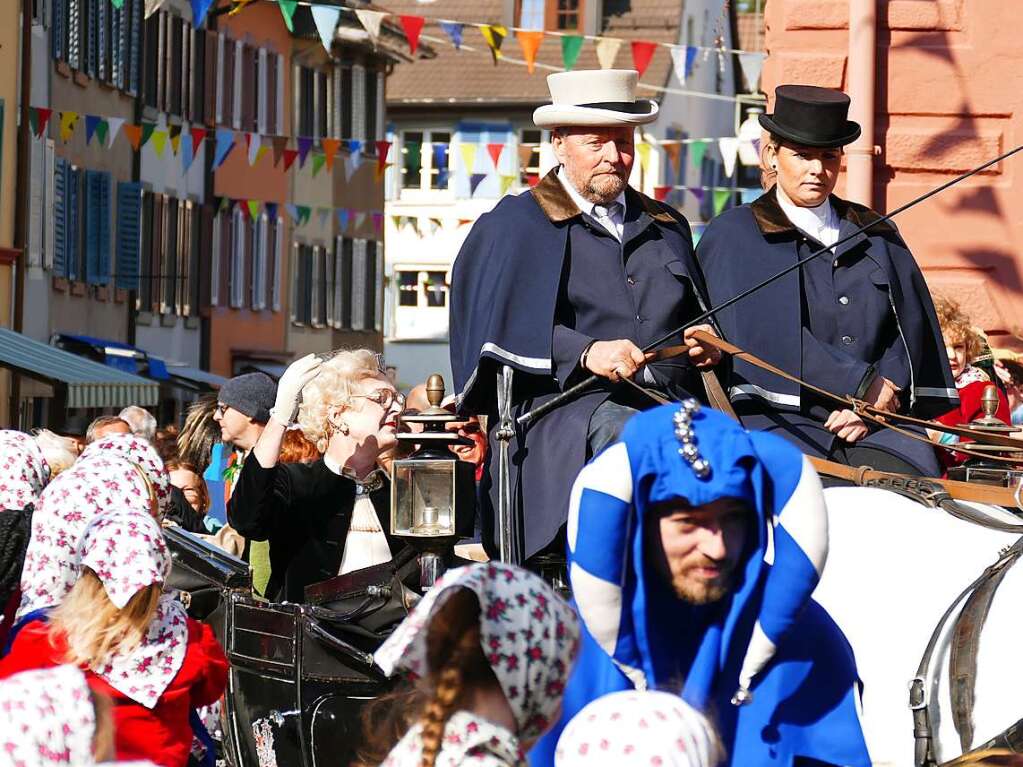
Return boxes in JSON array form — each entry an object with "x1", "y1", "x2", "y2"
[{"x1": 758, "y1": 85, "x2": 861, "y2": 149}]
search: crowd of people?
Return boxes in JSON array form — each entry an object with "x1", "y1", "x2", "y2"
[{"x1": 4, "y1": 67, "x2": 1023, "y2": 767}]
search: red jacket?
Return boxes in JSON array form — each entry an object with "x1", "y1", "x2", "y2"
[
  {"x1": 935, "y1": 379, "x2": 1011, "y2": 469},
  {"x1": 0, "y1": 617, "x2": 229, "y2": 767}
]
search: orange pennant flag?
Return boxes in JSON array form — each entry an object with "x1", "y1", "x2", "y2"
[
  {"x1": 322, "y1": 138, "x2": 341, "y2": 170},
  {"x1": 516, "y1": 31, "x2": 543, "y2": 74},
  {"x1": 122, "y1": 124, "x2": 143, "y2": 151}
]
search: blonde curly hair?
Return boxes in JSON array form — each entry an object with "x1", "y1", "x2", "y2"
[
  {"x1": 298, "y1": 349, "x2": 385, "y2": 452},
  {"x1": 934, "y1": 294, "x2": 984, "y2": 364}
]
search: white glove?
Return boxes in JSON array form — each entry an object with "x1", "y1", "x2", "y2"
[{"x1": 271, "y1": 353, "x2": 323, "y2": 426}]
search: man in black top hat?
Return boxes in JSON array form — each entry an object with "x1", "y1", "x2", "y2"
[{"x1": 696, "y1": 85, "x2": 957, "y2": 476}]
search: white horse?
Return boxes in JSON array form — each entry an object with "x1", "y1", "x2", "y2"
[{"x1": 814, "y1": 486, "x2": 1023, "y2": 766}]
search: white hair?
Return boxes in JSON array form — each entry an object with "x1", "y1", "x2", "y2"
[
  {"x1": 297, "y1": 349, "x2": 383, "y2": 453},
  {"x1": 118, "y1": 406, "x2": 158, "y2": 442},
  {"x1": 33, "y1": 429, "x2": 79, "y2": 477}
]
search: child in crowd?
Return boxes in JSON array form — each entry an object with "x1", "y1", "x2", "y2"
[{"x1": 0, "y1": 510, "x2": 228, "y2": 767}]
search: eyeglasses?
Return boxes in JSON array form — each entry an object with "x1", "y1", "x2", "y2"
[
  {"x1": 349, "y1": 389, "x2": 405, "y2": 412},
  {"x1": 214, "y1": 403, "x2": 229, "y2": 417}
]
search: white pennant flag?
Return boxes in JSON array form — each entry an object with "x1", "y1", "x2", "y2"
[
  {"x1": 106, "y1": 117, "x2": 125, "y2": 149},
  {"x1": 738, "y1": 52, "x2": 765, "y2": 92},
  {"x1": 247, "y1": 132, "x2": 261, "y2": 165},
  {"x1": 355, "y1": 9, "x2": 387, "y2": 47},
  {"x1": 718, "y1": 137, "x2": 740, "y2": 178},
  {"x1": 144, "y1": 0, "x2": 169, "y2": 19},
  {"x1": 669, "y1": 46, "x2": 687, "y2": 85},
  {"x1": 311, "y1": 5, "x2": 341, "y2": 53},
  {"x1": 595, "y1": 38, "x2": 622, "y2": 70}
]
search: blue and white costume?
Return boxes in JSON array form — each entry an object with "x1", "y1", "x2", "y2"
[{"x1": 531, "y1": 403, "x2": 871, "y2": 767}]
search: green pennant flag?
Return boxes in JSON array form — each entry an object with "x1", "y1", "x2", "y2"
[
  {"x1": 95, "y1": 119, "x2": 109, "y2": 147},
  {"x1": 297, "y1": 205, "x2": 312, "y2": 225},
  {"x1": 311, "y1": 152, "x2": 326, "y2": 177},
  {"x1": 111, "y1": 0, "x2": 124, "y2": 7},
  {"x1": 405, "y1": 142, "x2": 421, "y2": 172},
  {"x1": 713, "y1": 189, "x2": 731, "y2": 215},
  {"x1": 690, "y1": 140, "x2": 709, "y2": 170},
  {"x1": 140, "y1": 122, "x2": 156, "y2": 148},
  {"x1": 278, "y1": 0, "x2": 298, "y2": 32},
  {"x1": 247, "y1": 200, "x2": 261, "y2": 220},
  {"x1": 562, "y1": 35, "x2": 584, "y2": 71}
]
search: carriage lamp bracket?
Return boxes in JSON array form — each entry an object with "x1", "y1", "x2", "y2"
[{"x1": 908, "y1": 677, "x2": 928, "y2": 710}]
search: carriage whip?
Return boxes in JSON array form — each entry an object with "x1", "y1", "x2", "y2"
[{"x1": 517, "y1": 143, "x2": 1023, "y2": 427}]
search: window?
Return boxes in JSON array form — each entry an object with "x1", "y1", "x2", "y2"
[
  {"x1": 553, "y1": 0, "x2": 583, "y2": 31},
  {"x1": 162, "y1": 197, "x2": 178, "y2": 312},
  {"x1": 53, "y1": 0, "x2": 140, "y2": 90},
  {"x1": 352, "y1": 64, "x2": 366, "y2": 141},
  {"x1": 519, "y1": 128, "x2": 542, "y2": 185},
  {"x1": 401, "y1": 130, "x2": 451, "y2": 191},
  {"x1": 336, "y1": 236, "x2": 353, "y2": 328},
  {"x1": 518, "y1": 0, "x2": 545, "y2": 29},
  {"x1": 229, "y1": 207, "x2": 246, "y2": 308},
  {"x1": 252, "y1": 213, "x2": 267, "y2": 310},
  {"x1": 338, "y1": 65, "x2": 353, "y2": 139},
  {"x1": 291, "y1": 243, "x2": 317, "y2": 326},
  {"x1": 395, "y1": 269, "x2": 449, "y2": 309},
  {"x1": 397, "y1": 270, "x2": 418, "y2": 307},
  {"x1": 296, "y1": 65, "x2": 315, "y2": 137},
  {"x1": 83, "y1": 169, "x2": 112, "y2": 287},
  {"x1": 365, "y1": 67, "x2": 378, "y2": 142},
  {"x1": 52, "y1": 159, "x2": 83, "y2": 283},
  {"x1": 401, "y1": 130, "x2": 423, "y2": 189}
]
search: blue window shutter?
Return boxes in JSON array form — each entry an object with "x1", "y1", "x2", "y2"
[
  {"x1": 52, "y1": 0, "x2": 66, "y2": 62},
  {"x1": 84, "y1": 170, "x2": 98, "y2": 284},
  {"x1": 66, "y1": 168, "x2": 80, "y2": 281},
  {"x1": 116, "y1": 181, "x2": 141, "y2": 291},
  {"x1": 97, "y1": 173, "x2": 111, "y2": 283},
  {"x1": 53, "y1": 157, "x2": 68, "y2": 277},
  {"x1": 128, "y1": 0, "x2": 141, "y2": 96}
]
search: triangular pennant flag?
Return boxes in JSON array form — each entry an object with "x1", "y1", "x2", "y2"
[
  {"x1": 111, "y1": 0, "x2": 124, "y2": 7},
  {"x1": 181, "y1": 132, "x2": 195, "y2": 172},
  {"x1": 84, "y1": 115, "x2": 101, "y2": 146},
  {"x1": 140, "y1": 122, "x2": 156, "y2": 147},
  {"x1": 123, "y1": 124, "x2": 143, "y2": 151},
  {"x1": 429, "y1": 217, "x2": 443, "y2": 234},
  {"x1": 669, "y1": 46, "x2": 687, "y2": 85},
  {"x1": 718, "y1": 137, "x2": 740, "y2": 178},
  {"x1": 355, "y1": 9, "x2": 387, "y2": 47},
  {"x1": 311, "y1": 153, "x2": 326, "y2": 177},
  {"x1": 228, "y1": 0, "x2": 255, "y2": 14},
  {"x1": 169, "y1": 125, "x2": 182, "y2": 156},
  {"x1": 374, "y1": 161, "x2": 392, "y2": 183},
  {"x1": 30, "y1": 107, "x2": 53, "y2": 138},
  {"x1": 311, "y1": 4, "x2": 340, "y2": 52},
  {"x1": 738, "y1": 52, "x2": 765, "y2": 92},
  {"x1": 458, "y1": 218, "x2": 473, "y2": 227},
  {"x1": 322, "y1": 138, "x2": 340, "y2": 170},
  {"x1": 631, "y1": 40, "x2": 657, "y2": 78},
  {"x1": 375, "y1": 140, "x2": 391, "y2": 171},
  {"x1": 654, "y1": 185, "x2": 671, "y2": 202},
  {"x1": 480, "y1": 25, "x2": 507, "y2": 65},
  {"x1": 150, "y1": 130, "x2": 168, "y2": 157},
  {"x1": 713, "y1": 189, "x2": 731, "y2": 215},
  {"x1": 460, "y1": 143, "x2": 477, "y2": 175},
  {"x1": 297, "y1": 136, "x2": 313, "y2": 168},
  {"x1": 518, "y1": 143, "x2": 533, "y2": 173},
  {"x1": 285, "y1": 203, "x2": 301, "y2": 223},
  {"x1": 636, "y1": 142, "x2": 651, "y2": 173},
  {"x1": 298, "y1": 205, "x2": 312, "y2": 225},
  {"x1": 663, "y1": 142, "x2": 681, "y2": 174},
  {"x1": 95, "y1": 119, "x2": 109, "y2": 148},
  {"x1": 690, "y1": 140, "x2": 708, "y2": 170},
  {"x1": 596, "y1": 38, "x2": 622, "y2": 69},
  {"x1": 741, "y1": 188, "x2": 761, "y2": 205},
  {"x1": 499, "y1": 174, "x2": 516, "y2": 196},
  {"x1": 265, "y1": 202, "x2": 278, "y2": 221},
  {"x1": 346, "y1": 139, "x2": 363, "y2": 181},
  {"x1": 685, "y1": 46, "x2": 698, "y2": 80},
  {"x1": 354, "y1": 211, "x2": 367, "y2": 230},
  {"x1": 59, "y1": 111, "x2": 79, "y2": 143},
  {"x1": 562, "y1": 35, "x2": 584, "y2": 71},
  {"x1": 105, "y1": 117, "x2": 124, "y2": 148},
  {"x1": 145, "y1": 0, "x2": 169, "y2": 18},
  {"x1": 271, "y1": 136, "x2": 288, "y2": 166},
  {"x1": 317, "y1": 208, "x2": 330, "y2": 229},
  {"x1": 277, "y1": 0, "x2": 298, "y2": 33},
  {"x1": 246, "y1": 200, "x2": 261, "y2": 220},
  {"x1": 440, "y1": 22, "x2": 463, "y2": 49},
  {"x1": 399, "y1": 15, "x2": 426, "y2": 56},
  {"x1": 213, "y1": 128, "x2": 236, "y2": 168},
  {"x1": 190, "y1": 0, "x2": 214, "y2": 27},
  {"x1": 282, "y1": 148, "x2": 298, "y2": 172},
  {"x1": 246, "y1": 132, "x2": 261, "y2": 165},
  {"x1": 189, "y1": 126, "x2": 206, "y2": 156},
  {"x1": 372, "y1": 212, "x2": 384, "y2": 234},
  {"x1": 516, "y1": 31, "x2": 543, "y2": 74},
  {"x1": 256, "y1": 146, "x2": 269, "y2": 164},
  {"x1": 469, "y1": 173, "x2": 487, "y2": 196},
  {"x1": 486, "y1": 143, "x2": 504, "y2": 171},
  {"x1": 337, "y1": 208, "x2": 350, "y2": 231},
  {"x1": 688, "y1": 187, "x2": 705, "y2": 204}
]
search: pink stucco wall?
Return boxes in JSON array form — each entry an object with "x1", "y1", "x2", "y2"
[{"x1": 764, "y1": 0, "x2": 1023, "y2": 350}]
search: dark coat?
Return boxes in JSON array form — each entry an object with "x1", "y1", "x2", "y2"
[
  {"x1": 227, "y1": 453, "x2": 402, "y2": 603},
  {"x1": 696, "y1": 188, "x2": 957, "y2": 472},
  {"x1": 450, "y1": 169, "x2": 710, "y2": 557}
]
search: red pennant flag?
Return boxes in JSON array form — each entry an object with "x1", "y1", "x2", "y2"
[
  {"x1": 486, "y1": 143, "x2": 504, "y2": 170},
  {"x1": 190, "y1": 127, "x2": 207, "y2": 157},
  {"x1": 282, "y1": 148, "x2": 299, "y2": 172},
  {"x1": 322, "y1": 138, "x2": 341, "y2": 170},
  {"x1": 122, "y1": 124, "x2": 143, "y2": 151},
  {"x1": 33, "y1": 107, "x2": 53, "y2": 137},
  {"x1": 631, "y1": 40, "x2": 657, "y2": 77},
  {"x1": 654, "y1": 185, "x2": 671, "y2": 202},
  {"x1": 399, "y1": 15, "x2": 425, "y2": 55},
  {"x1": 375, "y1": 140, "x2": 392, "y2": 173}
]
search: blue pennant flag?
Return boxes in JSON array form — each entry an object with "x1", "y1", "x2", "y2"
[
  {"x1": 741, "y1": 188, "x2": 761, "y2": 205},
  {"x1": 181, "y1": 132, "x2": 195, "y2": 172},
  {"x1": 265, "y1": 202, "x2": 278, "y2": 221},
  {"x1": 190, "y1": 0, "x2": 214, "y2": 27},
  {"x1": 469, "y1": 172, "x2": 487, "y2": 197},
  {"x1": 84, "y1": 115, "x2": 101, "y2": 146},
  {"x1": 432, "y1": 143, "x2": 450, "y2": 187},
  {"x1": 285, "y1": 203, "x2": 300, "y2": 223},
  {"x1": 440, "y1": 22, "x2": 464, "y2": 49},
  {"x1": 685, "y1": 45, "x2": 698, "y2": 79},
  {"x1": 213, "y1": 129, "x2": 235, "y2": 169},
  {"x1": 337, "y1": 208, "x2": 350, "y2": 231}
]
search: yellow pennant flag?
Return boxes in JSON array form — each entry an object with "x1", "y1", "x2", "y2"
[
  {"x1": 59, "y1": 111, "x2": 79, "y2": 143},
  {"x1": 228, "y1": 0, "x2": 256, "y2": 15},
  {"x1": 150, "y1": 130, "x2": 168, "y2": 157},
  {"x1": 500, "y1": 174, "x2": 517, "y2": 196},
  {"x1": 480, "y1": 25, "x2": 507, "y2": 64},
  {"x1": 460, "y1": 143, "x2": 477, "y2": 175},
  {"x1": 636, "y1": 142, "x2": 652, "y2": 174},
  {"x1": 516, "y1": 31, "x2": 543, "y2": 74}
]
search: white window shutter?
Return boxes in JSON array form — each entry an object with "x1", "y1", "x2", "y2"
[
  {"x1": 43, "y1": 140, "x2": 55, "y2": 270},
  {"x1": 376, "y1": 71, "x2": 385, "y2": 142},
  {"x1": 289, "y1": 241, "x2": 299, "y2": 323},
  {"x1": 276, "y1": 55, "x2": 285, "y2": 135},
  {"x1": 28, "y1": 139, "x2": 44, "y2": 270},
  {"x1": 374, "y1": 242, "x2": 384, "y2": 331},
  {"x1": 351, "y1": 238, "x2": 366, "y2": 331},
  {"x1": 333, "y1": 236, "x2": 343, "y2": 329},
  {"x1": 332, "y1": 65, "x2": 342, "y2": 139},
  {"x1": 215, "y1": 33, "x2": 224, "y2": 124},
  {"x1": 211, "y1": 212, "x2": 221, "y2": 307},
  {"x1": 232, "y1": 40, "x2": 242, "y2": 130},
  {"x1": 231, "y1": 208, "x2": 244, "y2": 307},
  {"x1": 272, "y1": 217, "x2": 283, "y2": 311},
  {"x1": 352, "y1": 64, "x2": 366, "y2": 142}
]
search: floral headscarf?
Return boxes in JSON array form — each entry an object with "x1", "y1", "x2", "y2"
[
  {"x1": 79, "y1": 433, "x2": 171, "y2": 515},
  {"x1": 18, "y1": 455, "x2": 162, "y2": 618},
  {"x1": 0, "y1": 430, "x2": 50, "y2": 510},
  {"x1": 555, "y1": 691, "x2": 721, "y2": 767},
  {"x1": 0, "y1": 665, "x2": 96, "y2": 767},
  {"x1": 375, "y1": 563, "x2": 580, "y2": 743}
]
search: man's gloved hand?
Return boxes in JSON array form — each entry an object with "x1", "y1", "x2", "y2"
[{"x1": 272, "y1": 353, "x2": 323, "y2": 425}]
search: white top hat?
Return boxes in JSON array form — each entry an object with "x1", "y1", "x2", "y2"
[{"x1": 533, "y1": 69, "x2": 659, "y2": 129}]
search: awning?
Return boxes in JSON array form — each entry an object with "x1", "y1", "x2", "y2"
[
  {"x1": 54, "y1": 334, "x2": 170, "y2": 380},
  {"x1": 165, "y1": 365, "x2": 227, "y2": 390},
  {"x1": 0, "y1": 328, "x2": 159, "y2": 408}
]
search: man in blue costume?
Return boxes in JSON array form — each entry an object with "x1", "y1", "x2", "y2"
[
  {"x1": 449, "y1": 69, "x2": 721, "y2": 563},
  {"x1": 532, "y1": 402, "x2": 871, "y2": 766},
  {"x1": 697, "y1": 85, "x2": 956, "y2": 476}
]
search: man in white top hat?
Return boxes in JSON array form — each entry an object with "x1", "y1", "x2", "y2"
[{"x1": 449, "y1": 69, "x2": 722, "y2": 564}]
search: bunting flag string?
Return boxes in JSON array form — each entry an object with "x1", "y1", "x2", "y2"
[
  {"x1": 354, "y1": 9, "x2": 387, "y2": 47},
  {"x1": 517, "y1": 30, "x2": 543, "y2": 74},
  {"x1": 440, "y1": 21, "x2": 464, "y2": 49},
  {"x1": 123, "y1": 124, "x2": 143, "y2": 151},
  {"x1": 399, "y1": 15, "x2": 426, "y2": 55},
  {"x1": 630, "y1": 40, "x2": 657, "y2": 78},
  {"x1": 479, "y1": 25, "x2": 507, "y2": 64},
  {"x1": 59, "y1": 112, "x2": 79, "y2": 143},
  {"x1": 561, "y1": 35, "x2": 584, "y2": 70},
  {"x1": 595, "y1": 37, "x2": 622, "y2": 69}
]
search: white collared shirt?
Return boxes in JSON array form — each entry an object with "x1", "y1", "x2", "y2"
[
  {"x1": 558, "y1": 166, "x2": 626, "y2": 241},
  {"x1": 323, "y1": 454, "x2": 392, "y2": 575},
  {"x1": 776, "y1": 185, "x2": 839, "y2": 248}
]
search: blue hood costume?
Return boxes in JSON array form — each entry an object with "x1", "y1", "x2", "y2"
[{"x1": 532, "y1": 404, "x2": 871, "y2": 766}]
